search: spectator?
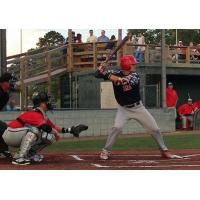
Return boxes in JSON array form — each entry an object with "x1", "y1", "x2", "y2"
[
  {"x1": 73, "y1": 33, "x2": 84, "y2": 52},
  {"x1": 153, "y1": 42, "x2": 161, "y2": 62},
  {"x1": 135, "y1": 32, "x2": 145, "y2": 63},
  {"x1": 62, "y1": 31, "x2": 76, "y2": 60},
  {"x1": 6, "y1": 99, "x2": 17, "y2": 111},
  {"x1": 105, "y1": 35, "x2": 116, "y2": 51},
  {"x1": 97, "y1": 30, "x2": 109, "y2": 42},
  {"x1": 75, "y1": 33, "x2": 82, "y2": 43},
  {"x1": 86, "y1": 30, "x2": 97, "y2": 43},
  {"x1": 127, "y1": 31, "x2": 136, "y2": 44},
  {"x1": 189, "y1": 41, "x2": 200, "y2": 62},
  {"x1": 193, "y1": 100, "x2": 200, "y2": 109},
  {"x1": 105, "y1": 35, "x2": 117, "y2": 62},
  {"x1": 177, "y1": 98, "x2": 198, "y2": 129},
  {"x1": 64, "y1": 31, "x2": 76, "y2": 44},
  {"x1": 125, "y1": 31, "x2": 137, "y2": 55},
  {"x1": 74, "y1": 33, "x2": 84, "y2": 52},
  {"x1": 174, "y1": 40, "x2": 186, "y2": 63},
  {"x1": 166, "y1": 82, "x2": 179, "y2": 108}
]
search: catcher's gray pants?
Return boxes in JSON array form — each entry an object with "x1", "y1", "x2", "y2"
[
  {"x1": 104, "y1": 103, "x2": 168, "y2": 152},
  {"x1": 3, "y1": 127, "x2": 56, "y2": 158},
  {"x1": 3, "y1": 127, "x2": 29, "y2": 147}
]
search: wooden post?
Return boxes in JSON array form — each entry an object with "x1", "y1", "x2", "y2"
[
  {"x1": 93, "y1": 42, "x2": 97, "y2": 69},
  {"x1": 23, "y1": 57, "x2": 29, "y2": 109},
  {"x1": 144, "y1": 45, "x2": 149, "y2": 64},
  {"x1": 186, "y1": 47, "x2": 190, "y2": 64},
  {"x1": 117, "y1": 29, "x2": 122, "y2": 65},
  {"x1": 20, "y1": 58, "x2": 25, "y2": 110},
  {"x1": 165, "y1": 45, "x2": 170, "y2": 64},
  {"x1": 67, "y1": 29, "x2": 73, "y2": 71},
  {"x1": 46, "y1": 52, "x2": 52, "y2": 94},
  {"x1": 161, "y1": 29, "x2": 166, "y2": 108}
]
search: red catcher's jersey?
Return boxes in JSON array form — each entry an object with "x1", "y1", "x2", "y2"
[
  {"x1": 166, "y1": 88, "x2": 178, "y2": 107},
  {"x1": 177, "y1": 103, "x2": 198, "y2": 115},
  {"x1": 8, "y1": 111, "x2": 59, "y2": 131}
]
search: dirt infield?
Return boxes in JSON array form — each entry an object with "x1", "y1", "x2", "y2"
[{"x1": 1, "y1": 149, "x2": 200, "y2": 170}]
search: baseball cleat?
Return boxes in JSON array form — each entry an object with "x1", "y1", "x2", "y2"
[
  {"x1": 100, "y1": 149, "x2": 111, "y2": 160},
  {"x1": 12, "y1": 157, "x2": 31, "y2": 165},
  {"x1": 30, "y1": 154, "x2": 44, "y2": 163},
  {"x1": 0, "y1": 150, "x2": 13, "y2": 159},
  {"x1": 161, "y1": 150, "x2": 183, "y2": 159}
]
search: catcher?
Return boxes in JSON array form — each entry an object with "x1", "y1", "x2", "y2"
[{"x1": 2, "y1": 92, "x2": 88, "y2": 165}]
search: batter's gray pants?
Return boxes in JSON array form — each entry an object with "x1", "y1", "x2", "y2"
[{"x1": 104, "y1": 104, "x2": 168, "y2": 152}]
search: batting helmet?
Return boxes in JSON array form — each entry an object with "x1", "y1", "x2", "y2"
[
  {"x1": 120, "y1": 55, "x2": 137, "y2": 71},
  {"x1": 32, "y1": 92, "x2": 54, "y2": 110}
]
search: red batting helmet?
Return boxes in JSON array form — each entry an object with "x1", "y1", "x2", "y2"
[{"x1": 120, "y1": 55, "x2": 137, "y2": 71}]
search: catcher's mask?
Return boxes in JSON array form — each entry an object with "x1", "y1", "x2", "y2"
[
  {"x1": 32, "y1": 92, "x2": 55, "y2": 110},
  {"x1": 0, "y1": 72, "x2": 18, "y2": 91}
]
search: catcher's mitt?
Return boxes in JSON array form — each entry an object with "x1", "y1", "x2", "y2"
[{"x1": 70, "y1": 124, "x2": 88, "y2": 137}]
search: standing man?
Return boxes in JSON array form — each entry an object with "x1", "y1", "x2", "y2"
[
  {"x1": 95, "y1": 55, "x2": 182, "y2": 160},
  {"x1": 97, "y1": 30, "x2": 109, "y2": 42},
  {"x1": 135, "y1": 32, "x2": 145, "y2": 63},
  {"x1": 166, "y1": 82, "x2": 179, "y2": 108},
  {"x1": 86, "y1": 30, "x2": 97, "y2": 43},
  {"x1": 0, "y1": 72, "x2": 18, "y2": 158}
]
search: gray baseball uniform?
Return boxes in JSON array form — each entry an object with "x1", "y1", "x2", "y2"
[{"x1": 95, "y1": 68, "x2": 168, "y2": 152}]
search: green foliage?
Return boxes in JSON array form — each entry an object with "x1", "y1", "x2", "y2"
[
  {"x1": 128, "y1": 29, "x2": 200, "y2": 46},
  {"x1": 36, "y1": 30, "x2": 65, "y2": 48}
]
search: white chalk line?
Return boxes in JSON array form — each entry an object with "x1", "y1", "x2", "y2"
[
  {"x1": 70, "y1": 155, "x2": 84, "y2": 161},
  {"x1": 91, "y1": 163, "x2": 200, "y2": 168},
  {"x1": 75, "y1": 153, "x2": 200, "y2": 159},
  {"x1": 182, "y1": 154, "x2": 200, "y2": 158},
  {"x1": 75, "y1": 154, "x2": 161, "y2": 157},
  {"x1": 70, "y1": 154, "x2": 200, "y2": 169}
]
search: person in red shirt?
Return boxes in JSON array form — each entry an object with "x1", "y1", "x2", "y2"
[
  {"x1": 177, "y1": 98, "x2": 198, "y2": 129},
  {"x1": 193, "y1": 100, "x2": 200, "y2": 109},
  {"x1": 166, "y1": 82, "x2": 178, "y2": 108},
  {"x1": 2, "y1": 92, "x2": 88, "y2": 165}
]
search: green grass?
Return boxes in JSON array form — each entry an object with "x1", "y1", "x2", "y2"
[{"x1": 44, "y1": 133, "x2": 200, "y2": 152}]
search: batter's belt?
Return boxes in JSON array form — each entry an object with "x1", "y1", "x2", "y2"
[{"x1": 124, "y1": 101, "x2": 141, "y2": 108}]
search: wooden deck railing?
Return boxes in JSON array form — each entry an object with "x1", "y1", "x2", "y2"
[
  {"x1": 7, "y1": 42, "x2": 200, "y2": 83},
  {"x1": 6, "y1": 41, "x2": 200, "y2": 109}
]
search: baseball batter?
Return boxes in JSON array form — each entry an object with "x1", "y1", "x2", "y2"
[
  {"x1": 2, "y1": 92, "x2": 88, "y2": 165},
  {"x1": 0, "y1": 72, "x2": 18, "y2": 159},
  {"x1": 95, "y1": 55, "x2": 182, "y2": 160}
]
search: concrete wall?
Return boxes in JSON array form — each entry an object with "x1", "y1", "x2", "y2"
[{"x1": 0, "y1": 108, "x2": 176, "y2": 138}]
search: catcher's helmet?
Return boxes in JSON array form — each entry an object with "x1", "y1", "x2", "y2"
[
  {"x1": 120, "y1": 55, "x2": 137, "y2": 71},
  {"x1": 0, "y1": 72, "x2": 18, "y2": 90},
  {"x1": 32, "y1": 92, "x2": 54, "y2": 110}
]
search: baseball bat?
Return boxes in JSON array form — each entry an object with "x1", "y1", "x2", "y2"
[{"x1": 105, "y1": 36, "x2": 129, "y2": 63}]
